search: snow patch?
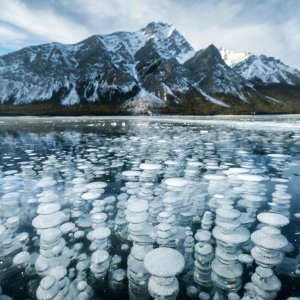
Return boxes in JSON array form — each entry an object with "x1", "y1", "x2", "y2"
[
  {"x1": 219, "y1": 47, "x2": 252, "y2": 67},
  {"x1": 61, "y1": 87, "x2": 80, "y2": 106},
  {"x1": 176, "y1": 50, "x2": 196, "y2": 64},
  {"x1": 123, "y1": 89, "x2": 165, "y2": 114},
  {"x1": 194, "y1": 86, "x2": 230, "y2": 108},
  {"x1": 265, "y1": 96, "x2": 281, "y2": 103}
]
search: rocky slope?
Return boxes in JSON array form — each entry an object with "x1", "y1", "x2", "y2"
[{"x1": 0, "y1": 22, "x2": 299, "y2": 115}]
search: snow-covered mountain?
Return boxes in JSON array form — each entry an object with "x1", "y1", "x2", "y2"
[
  {"x1": 0, "y1": 21, "x2": 197, "y2": 112},
  {"x1": 0, "y1": 22, "x2": 299, "y2": 115},
  {"x1": 220, "y1": 47, "x2": 300, "y2": 86}
]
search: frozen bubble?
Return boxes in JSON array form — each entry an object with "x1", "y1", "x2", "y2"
[
  {"x1": 236, "y1": 174, "x2": 264, "y2": 182},
  {"x1": 52, "y1": 244, "x2": 63, "y2": 256},
  {"x1": 72, "y1": 177, "x2": 86, "y2": 185},
  {"x1": 81, "y1": 191, "x2": 101, "y2": 201},
  {"x1": 91, "y1": 249, "x2": 109, "y2": 264},
  {"x1": 0, "y1": 225, "x2": 6, "y2": 236},
  {"x1": 187, "y1": 161, "x2": 202, "y2": 168},
  {"x1": 213, "y1": 225, "x2": 249, "y2": 244},
  {"x1": 16, "y1": 232, "x2": 29, "y2": 243},
  {"x1": 223, "y1": 167, "x2": 249, "y2": 175},
  {"x1": 199, "y1": 291, "x2": 210, "y2": 300},
  {"x1": 212, "y1": 259, "x2": 243, "y2": 279},
  {"x1": 13, "y1": 251, "x2": 31, "y2": 265},
  {"x1": 2, "y1": 192, "x2": 21, "y2": 200},
  {"x1": 91, "y1": 212, "x2": 107, "y2": 223},
  {"x1": 195, "y1": 230, "x2": 211, "y2": 243},
  {"x1": 216, "y1": 207, "x2": 240, "y2": 220},
  {"x1": 267, "y1": 153, "x2": 288, "y2": 158},
  {"x1": 228, "y1": 292, "x2": 241, "y2": 300},
  {"x1": 37, "y1": 203, "x2": 61, "y2": 215},
  {"x1": 36, "y1": 177, "x2": 57, "y2": 188},
  {"x1": 104, "y1": 196, "x2": 116, "y2": 204},
  {"x1": 112, "y1": 269, "x2": 126, "y2": 281},
  {"x1": 32, "y1": 211, "x2": 65, "y2": 229},
  {"x1": 121, "y1": 244, "x2": 129, "y2": 252},
  {"x1": 35, "y1": 259, "x2": 49, "y2": 274},
  {"x1": 73, "y1": 186, "x2": 87, "y2": 194},
  {"x1": 294, "y1": 213, "x2": 300, "y2": 219},
  {"x1": 77, "y1": 281, "x2": 87, "y2": 292},
  {"x1": 127, "y1": 213, "x2": 148, "y2": 225},
  {"x1": 257, "y1": 212, "x2": 289, "y2": 228},
  {"x1": 87, "y1": 227, "x2": 111, "y2": 241},
  {"x1": 86, "y1": 181, "x2": 107, "y2": 190},
  {"x1": 252, "y1": 266, "x2": 281, "y2": 290},
  {"x1": 60, "y1": 222, "x2": 75, "y2": 234},
  {"x1": 74, "y1": 230, "x2": 85, "y2": 239},
  {"x1": 186, "y1": 285, "x2": 198, "y2": 297},
  {"x1": 243, "y1": 194, "x2": 264, "y2": 203},
  {"x1": 38, "y1": 192, "x2": 59, "y2": 203},
  {"x1": 122, "y1": 170, "x2": 141, "y2": 177},
  {"x1": 49, "y1": 266, "x2": 67, "y2": 281},
  {"x1": 127, "y1": 200, "x2": 149, "y2": 213},
  {"x1": 6, "y1": 216, "x2": 19, "y2": 226},
  {"x1": 203, "y1": 174, "x2": 226, "y2": 181},
  {"x1": 139, "y1": 163, "x2": 162, "y2": 170},
  {"x1": 144, "y1": 247, "x2": 185, "y2": 277},
  {"x1": 164, "y1": 160, "x2": 179, "y2": 166},
  {"x1": 157, "y1": 211, "x2": 176, "y2": 224},
  {"x1": 238, "y1": 254, "x2": 254, "y2": 264},
  {"x1": 157, "y1": 222, "x2": 172, "y2": 232},
  {"x1": 36, "y1": 276, "x2": 59, "y2": 300},
  {"x1": 40, "y1": 275, "x2": 56, "y2": 290},
  {"x1": 164, "y1": 177, "x2": 188, "y2": 187},
  {"x1": 118, "y1": 193, "x2": 128, "y2": 201},
  {"x1": 77, "y1": 292, "x2": 89, "y2": 300},
  {"x1": 40, "y1": 228, "x2": 61, "y2": 243},
  {"x1": 251, "y1": 226, "x2": 288, "y2": 250},
  {"x1": 195, "y1": 243, "x2": 213, "y2": 256}
]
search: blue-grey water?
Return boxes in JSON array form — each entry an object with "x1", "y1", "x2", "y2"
[{"x1": 0, "y1": 116, "x2": 299, "y2": 300}]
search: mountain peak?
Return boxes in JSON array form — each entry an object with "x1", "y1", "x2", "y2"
[
  {"x1": 205, "y1": 44, "x2": 220, "y2": 55},
  {"x1": 142, "y1": 21, "x2": 175, "y2": 38}
]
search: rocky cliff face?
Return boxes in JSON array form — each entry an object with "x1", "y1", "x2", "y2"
[{"x1": 0, "y1": 22, "x2": 299, "y2": 115}]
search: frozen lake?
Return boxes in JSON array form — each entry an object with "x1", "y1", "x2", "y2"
[{"x1": 0, "y1": 115, "x2": 300, "y2": 300}]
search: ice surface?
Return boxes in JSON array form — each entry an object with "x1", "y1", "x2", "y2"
[{"x1": 0, "y1": 116, "x2": 299, "y2": 300}]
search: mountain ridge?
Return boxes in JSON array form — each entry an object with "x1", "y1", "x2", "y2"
[{"x1": 0, "y1": 22, "x2": 299, "y2": 115}]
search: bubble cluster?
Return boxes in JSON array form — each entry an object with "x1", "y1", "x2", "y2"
[{"x1": 0, "y1": 117, "x2": 299, "y2": 300}]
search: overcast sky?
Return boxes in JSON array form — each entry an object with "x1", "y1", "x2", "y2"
[{"x1": 0, "y1": 0, "x2": 299, "y2": 68}]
